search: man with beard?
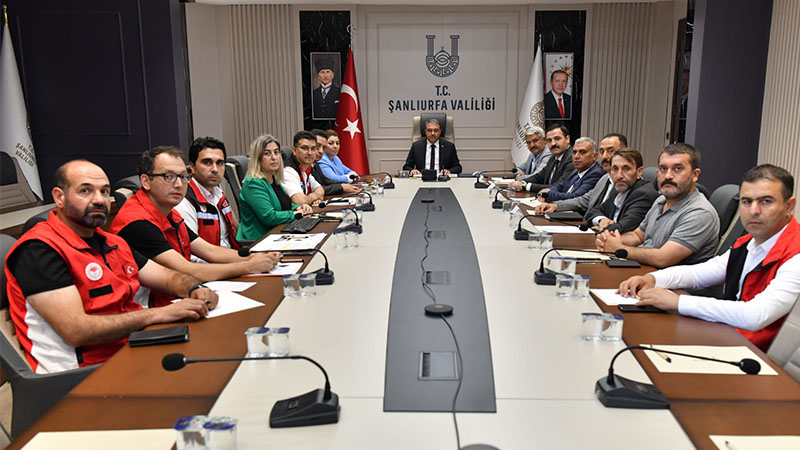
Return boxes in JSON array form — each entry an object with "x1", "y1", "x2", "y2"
[
  {"x1": 617, "y1": 164, "x2": 799, "y2": 351},
  {"x1": 534, "y1": 133, "x2": 626, "y2": 215},
  {"x1": 5, "y1": 160, "x2": 218, "y2": 373},
  {"x1": 596, "y1": 143, "x2": 719, "y2": 268},
  {"x1": 511, "y1": 124, "x2": 574, "y2": 192}
]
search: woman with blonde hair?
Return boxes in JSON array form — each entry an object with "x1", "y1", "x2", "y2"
[{"x1": 237, "y1": 134, "x2": 313, "y2": 241}]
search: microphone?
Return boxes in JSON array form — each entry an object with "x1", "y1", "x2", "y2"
[
  {"x1": 162, "y1": 353, "x2": 340, "y2": 428},
  {"x1": 238, "y1": 247, "x2": 334, "y2": 285},
  {"x1": 326, "y1": 191, "x2": 375, "y2": 212},
  {"x1": 334, "y1": 208, "x2": 363, "y2": 234},
  {"x1": 513, "y1": 213, "x2": 589, "y2": 240},
  {"x1": 596, "y1": 345, "x2": 761, "y2": 409},
  {"x1": 357, "y1": 172, "x2": 395, "y2": 189},
  {"x1": 534, "y1": 247, "x2": 628, "y2": 285},
  {"x1": 474, "y1": 169, "x2": 518, "y2": 189},
  {"x1": 491, "y1": 188, "x2": 515, "y2": 209}
]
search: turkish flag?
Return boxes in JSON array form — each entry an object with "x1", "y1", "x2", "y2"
[{"x1": 334, "y1": 50, "x2": 369, "y2": 174}]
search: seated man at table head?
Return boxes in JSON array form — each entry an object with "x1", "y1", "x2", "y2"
[
  {"x1": 585, "y1": 148, "x2": 659, "y2": 233},
  {"x1": 511, "y1": 124, "x2": 574, "y2": 192},
  {"x1": 318, "y1": 129, "x2": 360, "y2": 183},
  {"x1": 402, "y1": 117, "x2": 462, "y2": 176},
  {"x1": 618, "y1": 164, "x2": 799, "y2": 351},
  {"x1": 309, "y1": 129, "x2": 362, "y2": 195},
  {"x1": 534, "y1": 136, "x2": 604, "y2": 202},
  {"x1": 281, "y1": 131, "x2": 327, "y2": 205},
  {"x1": 595, "y1": 143, "x2": 719, "y2": 268},
  {"x1": 533, "y1": 133, "x2": 627, "y2": 215},
  {"x1": 514, "y1": 126, "x2": 552, "y2": 179},
  {"x1": 5, "y1": 160, "x2": 218, "y2": 373},
  {"x1": 110, "y1": 146, "x2": 280, "y2": 307},
  {"x1": 237, "y1": 134, "x2": 313, "y2": 241},
  {"x1": 173, "y1": 136, "x2": 239, "y2": 252}
]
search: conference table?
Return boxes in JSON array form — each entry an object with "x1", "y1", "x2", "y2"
[{"x1": 9, "y1": 178, "x2": 800, "y2": 449}]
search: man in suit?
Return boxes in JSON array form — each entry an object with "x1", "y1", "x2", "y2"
[
  {"x1": 312, "y1": 57, "x2": 340, "y2": 119},
  {"x1": 512, "y1": 124, "x2": 573, "y2": 192},
  {"x1": 544, "y1": 70, "x2": 571, "y2": 120},
  {"x1": 534, "y1": 133, "x2": 627, "y2": 215},
  {"x1": 585, "y1": 148, "x2": 659, "y2": 233},
  {"x1": 403, "y1": 118, "x2": 462, "y2": 175},
  {"x1": 538, "y1": 137, "x2": 605, "y2": 202},
  {"x1": 515, "y1": 126, "x2": 552, "y2": 178}
]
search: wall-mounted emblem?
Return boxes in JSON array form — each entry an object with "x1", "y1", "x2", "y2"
[{"x1": 426, "y1": 34, "x2": 460, "y2": 78}]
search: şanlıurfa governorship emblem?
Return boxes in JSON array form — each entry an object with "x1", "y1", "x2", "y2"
[
  {"x1": 530, "y1": 101, "x2": 545, "y2": 127},
  {"x1": 426, "y1": 35, "x2": 460, "y2": 78}
]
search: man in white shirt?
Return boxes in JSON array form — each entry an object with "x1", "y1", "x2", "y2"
[
  {"x1": 618, "y1": 164, "x2": 800, "y2": 350},
  {"x1": 174, "y1": 137, "x2": 239, "y2": 252},
  {"x1": 282, "y1": 131, "x2": 326, "y2": 205}
]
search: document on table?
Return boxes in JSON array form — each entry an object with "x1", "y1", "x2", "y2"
[
  {"x1": 517, "y1": 197, "x2": 541, "y2": 207},
  {"x1": 203, "y1": 280, "x2": 256, "y2": 292},
  {"x1": 643, "y1": 345, "x2": 777, "y2": 375},
  {"x1": 250, "y1": 233, "x2": 326, "y2": 251},
  {"x1": 22, "y1": 429, "x2": 175, "y2": 449},
  {"x1": 710, "y1": 435, "x2": 800, "y2": 450},
  {"x1": 534, "y1": 225, "x2": 595, "y2": 234},
  {"x1": 557, "y1": 249, "x2": 610, "y2": 261},
  {"x1": 590, "y1": 288, "x2": 639, "y2": 305},
  {"x1": 491, "y1": 178, "x2": 515, "y2": 186},
  {"x1": 206, "y1": 291, "x2": 264, "y2": 318}
]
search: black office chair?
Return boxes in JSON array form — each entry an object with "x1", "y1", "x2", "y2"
[
  {"x1": 20, "y1": 210, "x2": 52, "y2": 235},
  {"x1": 227, "y1": 155, "x2": 249, "y2": 183},
  {"x1": 111, "y1": 175, "x2": 142, "y2": 208},
  {"x1": 0, "y1": 233, "x2": 99, "y2": 439},
  {"x1": 641, "y1": 166, "x2": 658, "y2": 184},
  {"x1": 708, "y1": 184, "x2": 740, "y2": 238}
]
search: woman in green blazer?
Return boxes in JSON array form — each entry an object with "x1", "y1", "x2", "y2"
[{"x1": 236, "y1": 134, "x2": 313, "y2": 241}]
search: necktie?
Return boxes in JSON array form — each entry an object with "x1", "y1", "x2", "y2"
[
  {"x1": 558, "y1": 97, "x2": 565, "y2": 118},
  {"x1": 322, "y1": 86, "x2": 329, "y2": 99},
  {"x1": 547, "y1": 159, "x2": 557, "y2": 184},
  {"x1": 428, "y1": 144, "x2": 435, "y2": 170},
  {"x1": 567, "y1": 174, "x2": 580, "y2": 193}
]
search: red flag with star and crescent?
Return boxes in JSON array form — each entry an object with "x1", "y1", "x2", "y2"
[{"x1": 334, "y1": 49, "x2": 369, "y2": 174}]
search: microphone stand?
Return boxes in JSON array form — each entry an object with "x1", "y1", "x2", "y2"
[
  {"x1": 357, "y1": 172, "x2": 395, "y2": 189},
  {"x1": 514, "y1": 213, "x2": 590, "y2": 240},
  {"x1": 534, "y1": 247, "x2": 628, "y2": 285},
  {"x1": 239, "y1": 247, "x2": 334, "y2": 285},
  {"x1": 474, "y1": 169, "x2": 518, "y2": 189}
]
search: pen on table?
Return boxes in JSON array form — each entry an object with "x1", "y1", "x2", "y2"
[
  {"x1": 724, "y1": 440, "x2": 740, "y2": 450},
  {"x1": 649, "y1": 344, "x2": 672, "y2": 363}
]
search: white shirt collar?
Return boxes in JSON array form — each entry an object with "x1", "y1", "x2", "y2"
[
  {"x1": 746, "y1": 222, "x2": 790, "y2": 257},
  {"x1": 193, "y1": 179, "x2": 224, "y2": 205},
  {"x1": 321, "y1": 82, "x2": 332, "y2": 89}
]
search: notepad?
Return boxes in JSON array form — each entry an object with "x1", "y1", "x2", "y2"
[
  {"x1": 534, "y1": 225, "x2": 595, "y2": 234},
  {"x1": 22, "y1": 429, "x2": 175, "y2": 449},
  {"x1": 557, "y1": 249, "x2": 610, "y2": 261},
  {"x1": 590, "y1": 288, "x2": 639, "y2": 305},
  {"x1": 643, "y1": 345, "x2": 777, "y2": 376}
]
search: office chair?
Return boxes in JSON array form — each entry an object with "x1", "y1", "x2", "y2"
[
  {"x1": 708, "y1": 184, "x2": 740, "y2": 238},
  {"x1": 223, "y1": 163, "x2": 242, "y2": 226},
  {"x1": 641, "y1": 166, "x2": 658, "y2": 184},
  {"x1": 0, "y1": 153, "x2": 38, "y2": 208},
  {"x1": 227, "y1": 155, "x2": 249, "y2": 183},
  {"x1": 411, "y1": 112, "x2": 455, "y2": 145},
  {"x1": 111, "y1": 175, "x2": 142, "y2": 208},
  {"x1": 0, "y1": 233, "x2": 99, "y2": 439},
  {"x1": 20, "y1": 210, "x2": 52, "y2": 235},
  {"x1": 768, "y1": 298, "x2": 800, "y2": 383}
]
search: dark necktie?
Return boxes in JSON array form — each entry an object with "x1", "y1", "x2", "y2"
[
  {"x1": 429, "y1": 143, "x2": 435, "y2": 170},
  {"x1": 547, "y1": 159, "x2": 558, "y2": 184},
  {"x1": 322, "y1": 86, "x2": 329, "y2": 99}
]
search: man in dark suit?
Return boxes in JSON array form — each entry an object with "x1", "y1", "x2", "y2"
[
  {"x1": 585, "y1": 148, "x2": 659, "y2": 233},
  {"x1": 312, "y1": 57, "x2": 340, "y2": 119},
  {"x1": 403, "y1": 118, "x2": 462, "y2": 175},
  {"x1": 512, "y1": 124, "x2": 574, "y2": 192},
  {"x1": 539, "y1": 137, "x2": 605, "y2": 202},
  {"x1": 544, "y1": 70, "x2": 571, "y2": 120}
]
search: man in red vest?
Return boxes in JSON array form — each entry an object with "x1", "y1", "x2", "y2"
[
  {"x1": 5, "y1": 160, "x2": 218, "y2": 373},
  {"x1": 618, "y1": 164, "x2": 800, "y2": 350},
  {"x1": 110, "y1": 147, "x2": 279, "y2": 307},
  {"x1": 174, "y1": 137, "x2": 239, "y2": 254}
]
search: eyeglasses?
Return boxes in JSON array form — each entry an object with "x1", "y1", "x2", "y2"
[{"x1": 149, "y1": 173, "x2": 192, "y2": 184}]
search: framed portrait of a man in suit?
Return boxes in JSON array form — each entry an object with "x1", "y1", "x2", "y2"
[
  {"x1": 544, "y1": 52, "x2": 574, "y2": 120},
  {"x1": 311, "y1": 52, "x2": 342, "y2": 120}
]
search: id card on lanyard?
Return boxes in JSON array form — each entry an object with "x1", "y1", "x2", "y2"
[{"x1": 300, "y1": 168, "x2": 313, "y2": 194}]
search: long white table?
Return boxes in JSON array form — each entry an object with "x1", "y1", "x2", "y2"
[{"x1": 207, "y1": 178, "x2": 693, "y2": 449}]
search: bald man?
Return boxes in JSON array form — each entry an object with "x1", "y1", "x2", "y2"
[{"x1": 5, "y1": 160, "x2": 218, "y2": 373}]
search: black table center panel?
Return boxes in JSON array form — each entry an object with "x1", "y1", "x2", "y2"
[{"x1": 384, "y1": 187, "x2": 497, "y2": 412}]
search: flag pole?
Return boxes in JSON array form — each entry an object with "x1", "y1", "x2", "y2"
[{"x1": 3, "y1": 5, "x2": 8, "y2": 26}]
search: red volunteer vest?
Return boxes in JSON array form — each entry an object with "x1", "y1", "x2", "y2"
[
  {"x1": 110, "y1": 189, "x2": 191, "y2": 307},
  {"x1": 5, "y1": 211, "x2": 142, "y2": 372},
  {"x1": 185, "y1": 180, "x2": 239, "y2": 249},
  {"x1": 725, "y1": 217, "x2": 800, "y2": 350}
]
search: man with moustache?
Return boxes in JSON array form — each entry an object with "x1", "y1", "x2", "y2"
[
  {"x1": 585, "y1": 148, "x2": 658, "y2": 233},
  {"x1": 617, "y1": 164, "x2": 799, "y2": 351},
  {"x1": 534, "y1": 133, "x2": 626, "y2": 215},
  {"x1": 515, "y1": 127, "x2": 552, "y2": 178},
  {"x1": 596, "y1": 143, "x2": 719, "y2": 268},
  {"x1": 511, "y1": 124, "x2": 574, "y2": 192},
  {"x1": 403, "y1": 118, "x2": 462, "y2": 175},
  {"x1": 111, "y1": 147, "x2": 280, "y2": 307},
  {"x1": 5, "y1": 160, "x2": 218, "y2": 373},
  {"x1": 535, "y1": 137, "x2": 604, "y2": 202}
]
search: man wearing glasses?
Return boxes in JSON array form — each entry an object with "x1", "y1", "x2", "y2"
[
  {"x1": 111, "y1": 146, "x2": 280, "y2": 307},
  {"x1": 281, "y1": 131, "x2": 326, "y2": 205}
]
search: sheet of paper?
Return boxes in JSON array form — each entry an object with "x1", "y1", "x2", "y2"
[
  {"x1": 206, "y1": 291, "x2": 264, "y2": 318},
  {"x1": 643, "y1": 345, "x2": 778, "y2": 376},
  {"x1": 517, "y1": 197, "x2": 541, "y2": 207},
  {"x1": 250, "y1": 233, "x2": 326, "y2": 252},
  {"x1": 325, "y1": 197, "x2": 358, "y2": 205},
  {"x1": 710, "y1": 435, "x2": 800, "y2": 450},
  {"x1": 590, "y1": 288, "x2": 639, "y2": 305},
  {"x1": 534, "y1": 225, "x2": 595, "y2": 234},
  {"x1": 203, "y1": 281, "x2": 256, "y2": 292},
  {"x1": 23, "y1": 429, "x2": 175, "y2": 450},
  {"x1": 557, "y1": 249, "x2": 610, "y2": 261},
  {"x1": 491, "y1": 178, "x2": 515, "y2": 186}
]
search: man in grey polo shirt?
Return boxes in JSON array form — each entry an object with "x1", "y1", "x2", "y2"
[{"x1": 596, "y1": 143, "x2": 719, "y2": 268}]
